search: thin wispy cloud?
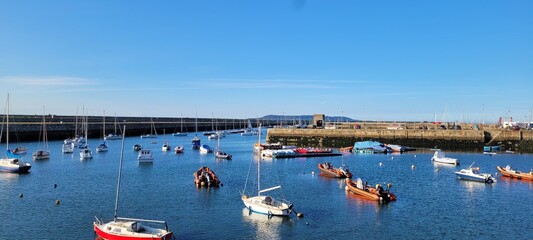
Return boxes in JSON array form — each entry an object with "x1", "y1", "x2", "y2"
[
  {"x1": 0, "y1": 76, "x2": 94, "y2": 86},
  {"x1": 193, "y1": 79, "x2": 369, "y2": 89}
]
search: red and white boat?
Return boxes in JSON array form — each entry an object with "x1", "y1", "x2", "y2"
[{"x1": 94, "y1": 126, "x2": 173, "y2": 240}]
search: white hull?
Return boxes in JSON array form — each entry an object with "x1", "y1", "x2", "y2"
[
  {"x1": 431, "y1": 150, "x2": 459, "y2": 165},
  {"x1": 455, "y1": 168, "x2": 494, "y2": 183},
  {"x1": 241, "y1": 195, "x2": 292, "y2": 216},
  {"x1": 80, "y1": 149, "x2": 93, "y2": 159},
  {"x1": 62, "y1": 144, "x2": 74, "y2": 153},
  {"x1": 199, "y1": 145, "x2": 213, "y2": 153},
  {"x1": 32, "y1": 150, "x2": 50, "y2": 160},
  {"x1": 138, "y1": 149, "x2": 153, "y2": 163},
  {"x1": 104, "y1": 134, "x2": 122, "y2": 140}
]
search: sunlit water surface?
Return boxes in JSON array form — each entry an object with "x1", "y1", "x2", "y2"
[{"x1": 1, "y1": 131, "x2": 532, "y2": 239}]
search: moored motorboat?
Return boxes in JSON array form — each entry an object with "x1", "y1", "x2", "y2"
[
  {"x1": 194, "y1": 166, "x2": 221, "y2": 187},
  {"x1": 345, "y1": 178, "x2": 396, "y2": 202},
  {"x1": 137, "y1": 149, "x2": 153, "y2": 163},
  {"x1": 454, "y1": 163, "x2": 495, "y2": 183},
  {"x1": 62, "y1": 143, "x2": 74, "y2": 154},
  {"x1": 133, "y1": 144, "x2": 142, "y2": 151},
  {"x1": 483, "y1": 145, "x2": 501, "y2": 152},
  {"x1": 317, "y1": 162, "x2": 352, "y2": 178},
  {"x1": 174, "y1": 145, "x2": 184, "y2": 154},
  {"x1": 162, "y1": 142, "x2": 171, "y2": 152},
  {"x1": 497, "y1": 165, "x2": 533, "y2": 181},
  {"x1": 192, "y1": 136, "x2": 201, "y2": 150},
  {"x1": 431, "y1": 150, "x2": 459, "y2": 165},
  {"x1": 199, "y1": 144, "x2": 213, "y2": 153}
]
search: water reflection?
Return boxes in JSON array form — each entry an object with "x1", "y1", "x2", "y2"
[
  {"x1": 458, "y1": 179, "x2": 491, "y2": 193},
  {"x1": 241, "y1": 208, "x2": 291, "y2": 240},
  {"x1": 345, "y1": 190, "x2": 381, "y2": 210},
  {"x1": 433, "y1": 162, "x2": 459, "y2": 169}
]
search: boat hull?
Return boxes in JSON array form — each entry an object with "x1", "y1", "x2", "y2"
[
  {"x1": 345, "y1": 179, "x2": 396, "y2": 202},
  {"x1": 241, "y1": 195, "x2": 292, "y2": 216},
  {"x1": 455, "y1": 172, "x2": 493, "y2": 183},
  {"x1": 317, "y1": 163, "x2": 352, "y2": 178},
  {"x1": 94, "y1": 222, "x2": 173, "y2": 240},
  {"x1": 497, "y1": 166, "x2": 533, "y2": 181}
]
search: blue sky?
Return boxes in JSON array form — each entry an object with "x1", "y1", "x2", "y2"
[{"x1": 0, "y1": 1, "x2": 531, "y2": 123}]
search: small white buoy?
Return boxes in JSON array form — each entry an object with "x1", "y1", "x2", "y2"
[
  {"x1": 414, "y1": 155, "x2": 416, "y2": 158},
  {"x1": 379, "y1": 162, "x2": 383, "y2": 167},
  {"x1": 391, "y1": 156, "x2": 394, "y2": 160},
  {"x1": 411, "y1": 164, "x2": 415, "y2": 170},
  {"x1": 311, "y1": 171, "x2": 315, "y2": 175}
]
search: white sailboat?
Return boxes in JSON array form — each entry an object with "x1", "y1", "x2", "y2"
[
  {"x1": 94, "y1": 126, "x2": 173, "y2": 240},
  {"x1": 96, "y1": 112, "x2": 109, "y2": 153},
  {"x1": 191, "y1": 116, "x2": 201, "y2": 150},
  {"x1": 162, "y1": 130, "x2": 171, "y2": 151},
  {"x1": 241, "y1": 119, "x2": 258, "y2": 136},
  {"x1": 105, "y1": 113, "x2": 123, "y2": 140},
  {"x1": 0, "y1": 94, "x2": 31, "y2": 173},
  {"x1": 214, "y1": 136, "x2": 232, "y2": 160},
  {"x1": 172, "y1": 115, "x2": 188, "y2": 137},
  {"x1": 79, "y1": 111, "x2": 93, "y2": 159},
  {"x1": 141, "y1": 118, "x2": 158, "y2": 139},
  {"x1": 242, "y1": 125, "x2": 293, "y2": 216},
  {"x1": 32, "y1": 107, "x2": 50, "y2": 160}
]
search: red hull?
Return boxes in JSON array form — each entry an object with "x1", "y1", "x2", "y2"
[{"x1": 94, "y1": 224, "x2": 173, "y2": 240}]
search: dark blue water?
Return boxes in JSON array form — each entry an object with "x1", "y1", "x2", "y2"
[{"x1": 1, "y1": 131, "x2": 532, "y2": 239}]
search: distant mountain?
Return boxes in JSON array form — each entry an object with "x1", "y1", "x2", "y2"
[{"x1": 259, "y1": 115, "x2": 356, "y2": 122}]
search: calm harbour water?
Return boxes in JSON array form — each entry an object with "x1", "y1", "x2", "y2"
[{"x1": 1, "y1": 130, "x2": 532, "y2": 239}]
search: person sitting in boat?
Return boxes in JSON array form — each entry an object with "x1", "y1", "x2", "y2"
[{"x1": 376, "y1": 184, "x2": 384, "y2": 195}]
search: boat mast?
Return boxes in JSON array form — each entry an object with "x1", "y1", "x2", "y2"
[
  {"x1": 257, "y1": 124, "x2": 261, "y2": 196},
  {"x1": 75, "y1": 107, "x2": 78, "y2": 138},
  {"x1": 114, "y1": 113, "x2": 117, "y2": 135},
  {"x1": 102, "y1": 111, "x2": 106, "y2": 139},
  {"x1": 114, "y1": 125, "x2": 127, "y2": 220},
  {"x1": 180, "y1": 114, "x2": 183, "y2": 132},
  {"x1": 6, "y1": 94, "x2": 9, "y2": 151},
  {"x1": 195, "y1": 113, "x2": 198, "y2": 136}
]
